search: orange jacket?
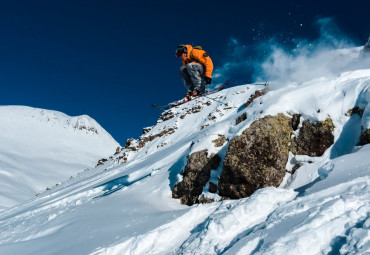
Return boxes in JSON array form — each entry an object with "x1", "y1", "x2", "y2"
[{"x1": 182, "y1": 45, "x2": 213, "y2": 79}]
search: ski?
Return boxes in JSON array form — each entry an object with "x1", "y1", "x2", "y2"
[{"x1": 152, "y1": 80, "x2": 230, "y2": 110}]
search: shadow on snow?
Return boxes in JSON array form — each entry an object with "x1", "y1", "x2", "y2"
[{"x1": 94, "y1": 173, "x2": 151, "y2": 198}]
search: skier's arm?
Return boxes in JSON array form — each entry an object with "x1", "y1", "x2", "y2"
[{"x1": 193, "y1": 50, "x2": 213, "y2": 78}]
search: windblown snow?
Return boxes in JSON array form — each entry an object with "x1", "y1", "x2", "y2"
[
  {"x1": 0, "y1": 47, "x2": 369, "y2": 254},
  {"x1": 0, "y1": 106, "x2": 120, "y2": 208}
]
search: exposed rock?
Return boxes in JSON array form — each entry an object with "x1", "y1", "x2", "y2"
[
  {"x1": 116, "y1": 153, "x2": 129, "y2": 164},
  {"x1": 172, "y1": 150, "x2": 221, "y2": 205},
  {"x1": 292, "y1": 114, "x2": 302, "y2": 131},
  {"x1": 97, "y1": 158, "x2": 108, "y2": 166},
  {"x1": 142, "y1": 126, "x2": 152, "y2": 135},
  {"x1": 235, "y1": 112, "x2": 247, "y2": 125},
  {"x1": 218, "y1": 114, "x2": 293, "y2": 199},
  {"x1": 124, "y1": 138, "x2": 135, "y2": 148},
  {"x1": 73, "y1": 124, "x2": 98, "y2": 134},
  {"x1": 360, "y1": 128, "x2": 370, "y2": 145},
  {"x1": 209, "y1": 182, "x2": 218, "y2": 193},
  {"x1": 159, "y1": 110, "x2": 175, "y2": 122},
  {"x1": 290, "y1": 118, "x2": 334, "y2": 157},
  {"x1": 200, "y1": 124, "x2": 209, "y2": 130},
  {"x1": 137, "y1": 127, "x2": 177, "y2": 149},
  {"x1": 157, "y1": 142, "x2": 168, "y2": 148},
  {"x1": 208, "y1": 113, "x2": 217, "y2": 121},
  {"x1": 291, "y1": 163, "x2": 303, "y2": 174},
  {"x1": 180, "y1": 105, "x2": 203, "y2": 119},
  {"x1": 346, "y1": 106, "x2": 364, "y2": 117},
  {"x1": 114, "y1": 147, "x2": 121, "y2": 155},
  {"x1": 212, "y1": 135, "x2": 228, "y2": 147},
  {"x1": 245, "y1": 88, "x2": 268, "y2": 107},
  {"x1": 137, "y1": 141, "x2": 146, "y2": 149},
  {"x1": 190, "y1": 105, "x2": 203, "y2": 113},
  {"x1": 199, "y1": 195, "x2": 214, "y2": 204}
]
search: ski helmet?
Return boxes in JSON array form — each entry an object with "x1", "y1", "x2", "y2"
[{"x1": 175, "y1": 44, "x2": 187, "y2": 57}]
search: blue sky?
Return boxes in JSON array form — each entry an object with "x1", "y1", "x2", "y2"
[{"x1": 0, "y1": 0, "x2": 368, "y2": 144}]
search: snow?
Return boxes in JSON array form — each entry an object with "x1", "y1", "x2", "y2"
[
  {"x1": 224, "y1": 145, "x2": 370, "y2": 255},
  {"x1": 0, "y1": 46, "x2": 370, "y2": 254},
  {"x1": 0, "y1": 106, "x2": 119, "y2": 208}
]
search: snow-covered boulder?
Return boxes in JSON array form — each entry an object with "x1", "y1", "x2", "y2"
[
  {"x1": 290, "y1": 117, "x2": 335, "y2": 156},
  {"x1": 217, "y1": 113, "x2": 335, "y2": 200},
  {"x1": 172, "y1": 150, "x2": 221, "y2": 205}
]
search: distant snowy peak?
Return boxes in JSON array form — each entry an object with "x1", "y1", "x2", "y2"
[
  {"x1": 0, "y1": 105, "x2": 120, "y2": 208},
  {"x1": 0, "y1": 106, "x2": 106, "y2": 135},
  {"x1": 72, "y1": 115, "x2": 100, "y2": 134}
]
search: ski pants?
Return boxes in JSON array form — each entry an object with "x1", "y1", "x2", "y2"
[{"x1": 179, "y1": 63, "x2": 205, "y2": 92}]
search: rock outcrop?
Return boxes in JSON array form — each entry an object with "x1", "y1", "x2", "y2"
[
  {"x1": 172, "y1": 150, "x2": 221, "y2": 205},
  {"x1": 218, "y1": 114, "x2": 293, "y2": 199},
  {"x1": 171, "y1": 111, "x2": 336, "y2": 204},
  {"x1": 218, "y1": 114, "x2": 335, "y2": 200},
  {"x1": 235, "y1": 112, "x2": 247, "y2": 125},
  {"x1": 212, "y1": 135, "x2": 228, "y2": 147},
  {"x1": 360, "y1": 128, "x2": 370, "y2": 145},
  {"x1": 245, "y1": 88, "x2": 268, "y2": 107},
  {"x1": 290, "y1": 117, "x2": 334, "y2": 157}
]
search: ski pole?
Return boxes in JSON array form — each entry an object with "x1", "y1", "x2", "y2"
[
  {"x1": 251, "y1": 82, "x2": 269, "y2": 86},
  {"x1": 203, "y1": 95, "x2": 229, "y2": 106}
]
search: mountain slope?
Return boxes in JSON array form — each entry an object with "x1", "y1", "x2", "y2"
[
  {"x1": 0, "y1": 58, "x2": 369, "y2": 253},
  {"x1": 0, "y1": 106, "x2": 120, "y2": 208}
]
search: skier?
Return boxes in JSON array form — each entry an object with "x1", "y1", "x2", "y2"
[{"x1": 175, "y1": 44, "x2": 214, "y2": 101}]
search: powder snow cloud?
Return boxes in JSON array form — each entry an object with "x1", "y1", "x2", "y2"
[{"x1": 214, "y1": 18, "x2": 370, "y2": 89}]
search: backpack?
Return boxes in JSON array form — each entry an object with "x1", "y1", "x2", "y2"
[
  {"x1": 190, "y1": 46, "x2": 209, "y2": 59},
  {"x1": 193, "y1": 46, "x2": 204, "y2": 50}
]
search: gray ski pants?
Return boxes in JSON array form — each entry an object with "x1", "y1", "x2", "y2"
[{"x1": 179, "y1": 63, "x2": 205, "y2": 92}]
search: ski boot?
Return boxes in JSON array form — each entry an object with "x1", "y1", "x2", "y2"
[
  {"x1": 191, "y1": 88, "x2": 205, "y2": 99},
  {"x1": 183, "y1": 91, "x2": 192, "y2": 102}
]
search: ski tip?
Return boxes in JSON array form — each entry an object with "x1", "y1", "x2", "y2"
[
  {"x1": 151, "y1": 104, "x2": 163, "y2": 110},
  {"x1": 250, "y1": 82, "x2": 268, "y2": 86}
]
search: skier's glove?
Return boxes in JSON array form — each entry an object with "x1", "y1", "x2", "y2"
[{"x1": 204, "y1": 77, "x2": 212, "y2": 85}]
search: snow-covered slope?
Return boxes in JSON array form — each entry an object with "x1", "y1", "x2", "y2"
[
  {"x1": 0, "y1": 50, "x2": 369, "y2": 254},
  {"x1": 0, "y1": 106, "x2": 120, "y2": 208}
]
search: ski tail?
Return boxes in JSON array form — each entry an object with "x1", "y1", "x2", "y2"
[{"x1": 151, "y1": 104, "x2": 167, "y2": 110}]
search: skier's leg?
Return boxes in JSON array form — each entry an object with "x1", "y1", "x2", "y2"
[
  {"x1": 185, "y1": 63, "x2": 204, "y2": 91},
  {"x1": 179, "y1": 66, "x2": 194, "y2": 92}
]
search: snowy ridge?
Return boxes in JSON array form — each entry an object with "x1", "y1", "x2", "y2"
[
  {"x1": 0, "y1": 64, "x2": 370, "y2": 254},
  {"x1": 0, "y1": 106, "x2": 105, "y2": 134},
  {"x1": 0, "y1": 106, "x2": 119, "y2": 208}
]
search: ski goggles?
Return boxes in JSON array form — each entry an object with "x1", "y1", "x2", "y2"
[{"x1": 175, "y1": 45, "x2": 187, "y2": 57}]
